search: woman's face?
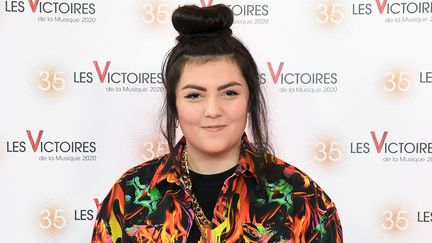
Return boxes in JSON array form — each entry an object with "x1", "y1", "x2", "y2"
[{"x1": 176, "y1": 58, "x2": 249, "y2": 157}]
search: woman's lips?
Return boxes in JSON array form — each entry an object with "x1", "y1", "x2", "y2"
[{"x1": 202, "y1": 125, "x2": 226, "y2": 132}]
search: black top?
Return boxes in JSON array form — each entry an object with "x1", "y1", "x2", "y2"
[{"x1": 186, "y1": 165, "x2": 237, "y2": 242}]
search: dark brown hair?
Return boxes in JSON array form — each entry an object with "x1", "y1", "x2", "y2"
[{"x1": 160, "y1": 4, "x2": 272, "y2": 155}]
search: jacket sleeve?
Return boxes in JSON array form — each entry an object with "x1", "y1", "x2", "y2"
[
  {"x1": 91, "y1": 181, "x2": 126, "y2": 243},
  {"x1": 292, "y1": 172, "x2": 343, "y2": 243}
]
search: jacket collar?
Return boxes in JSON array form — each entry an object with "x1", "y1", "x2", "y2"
[{"x1": 149, "y1": 133, "x2": 261, "y2": 191}]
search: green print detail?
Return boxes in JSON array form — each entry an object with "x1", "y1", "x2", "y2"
[
  {"x1": 256, "y1": 198, "x2": 266, "y2": 206},
  {"x1": 126, "y1": 176, "x2": 162, "y2": 216},
  {"x1": 264, "y1": 179, "x2": 294, "y2": 211},
  {"x1": 255, "y1": 224, "x2": 270, "y2": 235},
  {"x1": 315, "y1": 215, "x2": 328, "y2": 238},
  {"x1": 125, "y1": 225, "x2": 133, "y2": 232},
  {"x1": 242, "y1": 223, "x2": 272, "y2": 242}
]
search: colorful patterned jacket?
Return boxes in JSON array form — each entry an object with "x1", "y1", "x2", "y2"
[{"x1": 92, "y1": 134, "x2": 343, "y2": 242}]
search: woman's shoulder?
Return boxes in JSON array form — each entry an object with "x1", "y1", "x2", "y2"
[
  {"x1": 260, "y1": 153, "x2": 339, "y2": 216},
  {"x1": 259, "y1": 153, "x2": 343, "y2": 242},
  {"x1": 260, "y1": 153, "x2": 324, "y2": 194},
  {"x1": 261, "y1": 153, "x2": 307, "y2": 178},
  {"x1": 114, "y1": 154, "x2": 170, "y2": 187}
]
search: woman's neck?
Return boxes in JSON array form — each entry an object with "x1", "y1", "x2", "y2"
[{"x1": 185, "y1": 141, "x2": 241, "y2": 175}]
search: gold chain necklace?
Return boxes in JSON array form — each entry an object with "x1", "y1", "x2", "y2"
[{"x1": 180, "y1": 147, "x2": 212, "y2": 242}]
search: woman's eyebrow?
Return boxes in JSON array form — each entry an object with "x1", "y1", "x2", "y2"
[
  {"x1": 181, "y1": 81, "x2": 242, "y2": 91},
  {"x1": 181, "y1": 84, "x2": 206, "y2": 91},
  {"x1": 217, "y1": 81, "x2": 242, "y2": 91}
]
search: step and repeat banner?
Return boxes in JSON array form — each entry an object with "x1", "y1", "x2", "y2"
[{"x1": 1, "y1": 0, "x2": 431, "y2": 242}]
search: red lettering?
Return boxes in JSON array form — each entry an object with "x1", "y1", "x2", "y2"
[
  {"x1": 28, "y1": 0, "x2": 39, "y2": 13},
  {"x1": 93, "y1": 198, "x2": 101, "y2": 210},
  {"x1": 370, "y1": 131, "x2": 388, "y2": 153},
  {"x1": 199, "y1": 0, "x2": 213, "y2": 7},
  {"x1": 266, "y1": 62, "x2": 284, "y2": 84},
  {"x1": 26, "y1": 130, "x2": 44, "y2": 152},
  {"x1": 375, "y1": 0, "x2": 388, "y2": 14},
  {"x1": 93, "y1": 61, "x2": 111, "y2": 83}
]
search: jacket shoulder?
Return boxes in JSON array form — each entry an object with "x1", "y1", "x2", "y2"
[
  {"x1": 262, "y1": 154, "x2": 327, "y2": 197},
  {"x1": 115, "y1": 154, "x2": 169, "y2": 187}
]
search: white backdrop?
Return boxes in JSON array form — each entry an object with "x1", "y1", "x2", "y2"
[{"x1": 1, "y1": 0, "x2": 432, "y2": 242}]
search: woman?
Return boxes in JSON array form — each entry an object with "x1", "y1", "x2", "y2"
[{"x1": 92, "y1": 4, "x2": 343, "y2": 243}]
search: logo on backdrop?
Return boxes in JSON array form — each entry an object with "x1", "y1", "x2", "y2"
[
  {"x1": 420, "y1": 71, "x2": 432, "y2": 84},
  {"x1": 315, "y1": 0, "x2": 345, "y2": 28},
  {"x1": 417, "y1": 211, "x2": 432, "y2": 223},
  {"x1": 380, "y1": 68, "x2": 413, "y2": 97},
  {"x1": 380, "y1": 205, "x2": 410, "y2": 235},
  {"x1": 139, "y1": 0, "x2": 176, "y2": 28},
  {"x1": 37, "y1": 198, "x2": 100, "y2": 237},
  {"x1": 6, "y1": 130, "x2": 97, "y2": 162},
  {"x1": 73, "y1": 198, "x2": 99, "y2": 222},
  {"x1": 352, "y1": 0, "x2": 432, "y2": 23},
  {"x1": 3, "y1": 0, "x2": 97, "y2": 24},
  {"x1": 199, "y1": 0, "x2": 271, "y2": 25},
  {"x1": 260, "y1": 62, "x2": 339, "y2": 94},
  {"x1": 380, "y1": 204, "x2": 431, "y2": 236},
  {"x1": 350, "y1": 131, "x2": 432, "y2": 163},
  {"x1": 379, "y1": 68, "x2": 432, "y2": 98},
  {"x1": 312, "y1": 136, "x2": 345, "y2": 166},
  {"x1": 73, "y1": 61, "x2": 164, "y2": 93},
  {"x1": 140, "y1": 136, "x2": 168, "y2": 162}
]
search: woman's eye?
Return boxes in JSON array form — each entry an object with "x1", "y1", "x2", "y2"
[
  {"x1": 184, "y1": 93, "x2": 202, "y2": 99},
  {"x1": 225, "y1": 90, "x2": 239, "y2": 96}
]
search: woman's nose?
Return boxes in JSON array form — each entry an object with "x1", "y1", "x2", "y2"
[{"x1": 204, "y1": 96, "x2": 223, "y2": 118}]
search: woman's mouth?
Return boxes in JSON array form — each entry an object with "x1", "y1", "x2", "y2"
[{"x1": 202, "y1": 125, "x2": 226, "y2": 132}]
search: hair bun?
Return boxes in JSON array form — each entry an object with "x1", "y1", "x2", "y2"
[{"x1": 172, "y1": 4, "x2": 233, "y2": 37}]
